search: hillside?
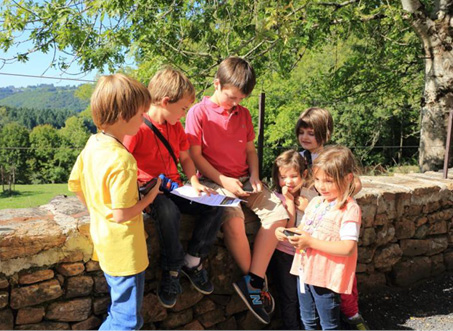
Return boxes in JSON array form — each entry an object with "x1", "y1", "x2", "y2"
[{"x1": 0, "y1": 84, "x2": 89, "y2": 112}]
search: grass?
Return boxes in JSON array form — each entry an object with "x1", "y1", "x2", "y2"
[{"x1": 0, "y1": 184, "x2": 74, "y2": 209}]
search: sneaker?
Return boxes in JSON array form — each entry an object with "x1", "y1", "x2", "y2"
[
  {"x1": 233, "y1": 275, "x2": 270, "y2": 324},
  {"x1": 181, "y1": 263, "x2": 214, "y2": 295},
  {"x1": 157, "y1": 270, "x2": 182, "y2": 308},
  {"x1": 347, "y1": 314, "x2": 369, "y2": 330},
  {"x1": 263, "y1": 274, "x2": 275, "y2": 314}
]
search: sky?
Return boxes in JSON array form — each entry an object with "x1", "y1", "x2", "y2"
[{"x1": 0, "y1": 49, "x2": 99, "y2": 88}]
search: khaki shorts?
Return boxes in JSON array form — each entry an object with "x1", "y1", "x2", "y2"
[{"x1": 199, "y1": 177, "x2": 289, "y2": 229}]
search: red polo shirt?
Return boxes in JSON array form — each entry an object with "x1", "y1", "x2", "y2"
[
  {"x1": 123, "y1": 113, "x2": 189, "y2": 185},
  {"x1": 185, "y1": 96, "x2": 255, "y2": 179}
]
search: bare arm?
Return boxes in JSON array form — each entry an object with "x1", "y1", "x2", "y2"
[
  {"x1": 287, "y1": 230, "x2": 357, "y2": 257},
  {"x1": 189, "y1": 145, "x2": 248, "y2": 196},
  {"x1": 353, "y1": 177, "x2": 362, "y2": 196},
  {"x1": 112, "y1": 178, "x2": 161, "y2": 223},
  {"x1": 75, "y1": 191, "x2": 87, "y2": 207},
  {"x1": 179, "y1": 150, "x2": 215, "y2": 196},
  {"x1": 245, "y1": 141, "x2": 262, "y2": 192}
]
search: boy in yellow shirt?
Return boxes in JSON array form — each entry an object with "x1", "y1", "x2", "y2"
[{"x1": 68, "y1": 74, "x2": 161, "y2": 330}]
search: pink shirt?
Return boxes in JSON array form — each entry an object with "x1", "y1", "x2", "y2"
[
  {"x1": 290, "y1": 197, "x2": 361, "y2": 294},
  {"x1": 185, "y1": 96, "x2": 256, "y2": 178},
  {"x1": 123, "y1": 114, "x2": 189, "y2": 185}
]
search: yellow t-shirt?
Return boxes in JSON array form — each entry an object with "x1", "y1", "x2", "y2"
[{"x1": 68, "y1": 134, "x2": 148, "y2": 276}]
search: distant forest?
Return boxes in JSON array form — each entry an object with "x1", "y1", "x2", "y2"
[{"x1": 0, "y1": 84, "x2": 89, "y2": 113}]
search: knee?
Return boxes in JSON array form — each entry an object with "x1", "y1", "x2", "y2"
[{"x1": 222, "y1": 217, "x2": 246, "y2": 239}]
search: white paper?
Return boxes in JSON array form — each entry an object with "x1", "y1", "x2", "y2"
[{"x1": 170, "y1": 184, "x2": 243, "y2": 207}]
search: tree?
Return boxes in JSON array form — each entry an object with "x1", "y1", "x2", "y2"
[
  {"x1": 401, "y1": 0, "x2": 453, "y2": 170},
  {"x1": 0, "y1": 122, "x2": 30, "y2": 189},
  {"x1": 56, "y1": 116, "x2": 91, "y2": 181},
  {"x1": 28, "y1": 124, "x2": 64, "y2": 183},
  {"x1": 0, "y1": 0, "x2": 445, "y2": 170}
]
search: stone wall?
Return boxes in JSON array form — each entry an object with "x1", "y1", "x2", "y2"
[{"x1": 0, "y1": 171, "x2": 452, "y2": 330}]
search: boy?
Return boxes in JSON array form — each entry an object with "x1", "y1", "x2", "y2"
[
  {"x1": 123, "y1": 67, "x2": 223, "y2": 309},
  {"x1": 68, "y1": 74, "x2": 161, "y2": 330},
  {"x1": 185, "y1": 57, "x2": 289, "y2": 324}
]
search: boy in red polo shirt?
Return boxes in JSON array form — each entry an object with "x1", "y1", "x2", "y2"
[
  {"x1": 185, "y1": 57, "x2": 289, "y2": 324},
  {"x1": 123, "y1": 67, "x2": 223, "y2": 309}
]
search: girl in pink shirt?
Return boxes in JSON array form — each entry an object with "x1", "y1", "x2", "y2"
[{"x1": 276, "y1": 145, "x2": 361, "y2": 330}]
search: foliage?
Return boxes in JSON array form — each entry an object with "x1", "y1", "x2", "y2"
[
  {"x1": 0, "y1": 122, "x2": 30, "y2": 186},
  {"x1": 28, "y1": 125, "x2": 65, "y2": 183},
  {"x1": 0, "y1": 85, "x2": 89, "y2": 112}
]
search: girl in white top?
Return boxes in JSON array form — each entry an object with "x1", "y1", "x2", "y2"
[{"x1": 268, "y1": 150, "x2": 317, "y2": 329}]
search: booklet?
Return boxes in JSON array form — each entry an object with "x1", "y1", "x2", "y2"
[{"x1": 170, "y1": 184, "x2": 243, "y2": 207}]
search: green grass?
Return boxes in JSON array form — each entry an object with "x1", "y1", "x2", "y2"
[{"x1": 0, "y1": 184, "x2": 74, "y2": 209}]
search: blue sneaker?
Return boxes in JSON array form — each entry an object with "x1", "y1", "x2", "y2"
[
  {"x1": 263, "y1": 274, "x2": 275, "y2": 314},
  {"x1": 233, "y1": 275, "x2": 270, "y2": 324},
  {"x1": 181, "y1": 263, "x2": 214, "y2": 295},
  {"x1": 157, "y1": 270, "x2": 182, "y2": 308}
]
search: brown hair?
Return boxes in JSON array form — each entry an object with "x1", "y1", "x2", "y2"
[
  {"x1": 216, "y1": 56, "x2": 256, "y2": 96},
  {"x1": 272, "y1": 150, "x2": 308, "y2": 193},
  {"x1": 148, "y1": 67, "x2": 195, "y2": 105},
  {"x1": 91, "y1": 73, "x2": 151, "y2": 129},
  {"x1": 295, "y1": 107, "x2": 334, "y2": 145},
  {"x1": 312, "y1": 145, "x2": 359, "y2": 209}
]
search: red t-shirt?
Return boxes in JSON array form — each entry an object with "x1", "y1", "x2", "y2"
[
  {"x1": 185, "y1": 96, "x2": 256, "y2": 178},
  {"x1": 123, "y1": 114, "x2": 189, "y2": 185}
]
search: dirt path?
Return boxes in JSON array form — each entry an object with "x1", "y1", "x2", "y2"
[{"x1": 359, "y1": 271, "x2": 453, "y2": 330}]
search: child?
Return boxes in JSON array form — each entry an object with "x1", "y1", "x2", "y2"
[
  {"x1": 185, "y1": 56, "x2": 289, "y2": 324},
  {"x1": 296, "y1": 107, "x2": 368, "y2": 330},
  {"x1": 123, "y1": 67, "x2": 224, "y2": 309},
  {"x1": 278, "y1": 145, "x2": 361, "y2": 330},
  {"x1": 268, "y1": 150, "x2": 317, "y2": 329},
  {"x1": 68, "y1": 74, "x2": 161, "y2": 330}
]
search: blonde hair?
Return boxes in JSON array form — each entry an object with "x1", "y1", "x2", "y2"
[
  {"x1": 91, "y1": 73, "x2": 151, "y2": 129},
  {"x1": 272, "y1": 150, "x2": 308, "y2": 193},
  {"x1": 216, "y1": 57, "x2": 256, "y2": 96},
  {"x1": 295, "y1": 107, "x2": 334, "y2": 145},
  {"x1": 148, "y1": 67, "x2": 195, "y2": 105},
  {"x1": 313, "y1": 145, "x2": 359, "y2": 209}
]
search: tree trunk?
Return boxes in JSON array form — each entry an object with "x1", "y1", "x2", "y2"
[{"x1": 402, "y1": 0, "x2": 453, "y2": 171}]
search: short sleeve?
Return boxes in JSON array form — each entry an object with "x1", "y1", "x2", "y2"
[
  {"x1": 123, "y1": 130, "x2": 140, "y2": 153},
  {"x1": 108, "y1": 164, "x2": 138, "y2": 209},
  {"x1": 245, "y1": 109, "x2": 255, "y2": 142},
  {"x1": 342, "y1": 202, "x2": 361, "y2": 226},
  {"x1": 68, "y1": 154, "x2": 83, "y2": 192},
  {"x1": 177, "y1": 122, "x2": 190, "y2": 151},
  {"x1": 185, "y1": 105, "x2": 203, "y2": 146}
]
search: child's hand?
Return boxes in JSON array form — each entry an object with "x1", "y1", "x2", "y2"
[
  {"x1": 275, "y1": 227, "x2": 288, "y2": 241},
  {"x1": 221, "y1": 176, "x2": 250, "y2": 197},
  {"x1": 249, "y1": 175, "x2": 263, "y2": 193},
  {"x1": 294, "y1": 196, "x2": 309, "y2": 212},
  {"x1": 192, "y1": 181, "x2": 217, "y2": 196},
  {"x1": 287, "y1": 230, "x2": 312, "y2": 251},
  {"x1": 282, "y1": 186, "x2": 294, "y2": 201},
  {"x1": 144, "y1": 177, "x2": 162, "y2": 203}
]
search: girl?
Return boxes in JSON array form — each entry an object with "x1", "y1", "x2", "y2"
[
  {"x1": 276, "y1": 145, "x2": 361, "y2": 330},
  {"x1": 295, "y1": 108, "x2": 367, "y2": 330},
  {"x1": 268, "y1": 150, "x2": 317, "y2": 329}
]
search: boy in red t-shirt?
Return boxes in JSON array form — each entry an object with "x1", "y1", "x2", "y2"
[
  {"x1": 185, "y1": 57, "x2": 289, "y2": 324},
  {"x1": 123, "y1": 67, "x2": 223, "y2": 309}
]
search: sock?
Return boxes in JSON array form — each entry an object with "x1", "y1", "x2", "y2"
[
  {"x1": 249, "y1": 272, "x2": 264, "y2": 289},
  {"x1": 184, "y1": 254, "x2": 201, "y2": 269},
  {"x1": 348, "y1": 313, "x2": 360, "y2": 320}
]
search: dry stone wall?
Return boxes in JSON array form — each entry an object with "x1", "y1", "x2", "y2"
[{"x1": 0, "y1": 171, "x2": 452, "y2": 330}]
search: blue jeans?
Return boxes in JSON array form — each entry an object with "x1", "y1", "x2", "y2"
[
  {"x1": 150, "y1": 194, "x2": 223, "y2": 271},
  {"x1": 297, "y1": 280, "x2": 341, "y2": 330},
  {"x1": 99, "y1": 271, "x2": 145, "y2": 330}
]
